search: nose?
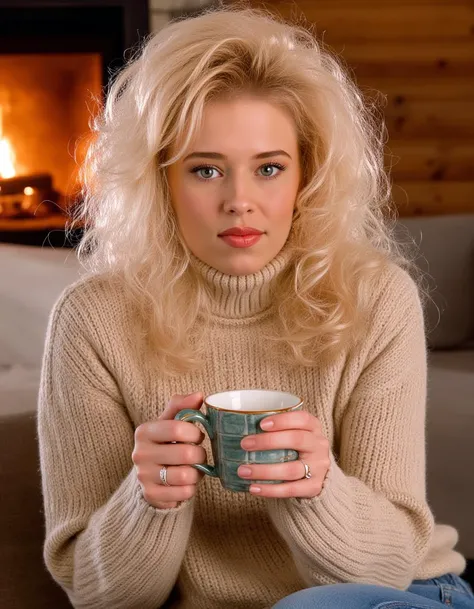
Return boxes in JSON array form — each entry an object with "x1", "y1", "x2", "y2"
[{"x1": 222, "y1": 174, "x2": 255, "y2": 216}]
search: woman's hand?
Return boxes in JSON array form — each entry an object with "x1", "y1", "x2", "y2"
[
  {"x1": 132, "y1": 392, "x2": 206, "y2": 509},
  {"x1": 237, "y1": 410, "x2": 331, "y2": 499}
]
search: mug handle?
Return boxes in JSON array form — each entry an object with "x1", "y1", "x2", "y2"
[{"x1": 174, "y1": 409, "x2": 218, "y2": 478}]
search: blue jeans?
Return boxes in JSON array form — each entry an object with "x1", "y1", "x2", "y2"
[{"x1": 272, "y1": 573, "x2": 474, "y2": 609}]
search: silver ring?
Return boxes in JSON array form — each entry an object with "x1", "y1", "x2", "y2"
[
  {"x1": 159, "y1": 465, "x2": 171, "y2": 486},
  {"x1": 300, "y1": 460, "x2": 312, "y2": 480}
]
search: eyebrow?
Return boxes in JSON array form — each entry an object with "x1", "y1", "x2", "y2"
[{"x1": 183, "y1": 149, "x2": 292, "y2": 162}]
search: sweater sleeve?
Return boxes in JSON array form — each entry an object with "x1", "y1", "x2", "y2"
[
  {"x1": 37, "y1": 285, "x2": 194, "y2": 608},
  {"x1": 267, "y1": 267, "x2": 435, "y2": 590}
]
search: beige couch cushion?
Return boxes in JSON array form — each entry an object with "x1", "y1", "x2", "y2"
[{"x1": 0, "y1": 244, "x2": 80, "y2": 366}]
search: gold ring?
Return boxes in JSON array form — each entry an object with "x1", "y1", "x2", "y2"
[{"x1": 300, "y1": 460, "x2": 312, "y2": 480}]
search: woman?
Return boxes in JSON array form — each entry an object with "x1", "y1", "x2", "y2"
[{"x1": 38, "y1": 6, "x2": 472, "y2": 609}]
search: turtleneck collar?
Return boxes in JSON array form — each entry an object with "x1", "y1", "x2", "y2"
[{"x1": 190, "y1": 246, "x2": 293, "y2": 319}]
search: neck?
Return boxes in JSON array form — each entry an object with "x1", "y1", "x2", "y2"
[{"x1": 190, "y1": 247, "x2": 293, "y2": 319}]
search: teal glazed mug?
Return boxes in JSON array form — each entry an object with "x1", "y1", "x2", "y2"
[{"x1": 174, "y1": 389, "x2": 303, "y2": 492}]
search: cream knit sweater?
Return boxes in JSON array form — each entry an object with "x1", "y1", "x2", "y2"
[{"x1": 38, "y1": 251, "x2": 465, "y2": 609}]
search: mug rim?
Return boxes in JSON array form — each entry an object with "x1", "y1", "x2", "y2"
[{"x1": 203, "y1": 389, "x2": 303, "y2": 414}]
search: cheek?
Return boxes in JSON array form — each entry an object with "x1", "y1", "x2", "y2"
[
  {"x1": 169, "y1": 168, "x2": 202, "y2": 221},
  {"x1": 269, "y1": 186, "x2": 297, "y2": 222},
  {"x1": 173, "y1": 186, "x2": 213, "y2": 230},
  {"x1": 172, "y1": 183, "x2": 194, "y2": 217}
]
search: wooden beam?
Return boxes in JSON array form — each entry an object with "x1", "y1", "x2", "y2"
[
  {"x1": 382, "y1": 100, "x2": 474, "y2": 139},
  {"x1": 358, "y1": 77, "x2": 474, "y2": 101},
  {"x1": 392, "y1": 181, "x2": 474, "y2": 215},
  {"x1": 387, "y1": 141, "x2": 474, "y2": 181},
  {"x1": 260, "y1": 2, "x2": 474, "y2": 42},
  {"x1": 334, "y1": 42, "x2": 474, "y2": 78},
  {"x1": 251, "y1": 1, "x2": 471, "y2": 6}
]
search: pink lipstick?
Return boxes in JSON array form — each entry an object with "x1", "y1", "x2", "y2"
[{"x1": 218, "y1": 227, "x2": 264, "y2": 249}]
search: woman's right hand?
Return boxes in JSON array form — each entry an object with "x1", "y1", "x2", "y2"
[{"x1": 132, "y1": 392, "x2": 206, "y2": 509}]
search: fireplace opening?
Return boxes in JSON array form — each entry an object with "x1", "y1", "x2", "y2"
[
  {"x1": 0, "y1": 1, "x2": 148, "y2": 247},
  {"x1": 0, "y1": 53, "x2": 102, "y2": 221}
]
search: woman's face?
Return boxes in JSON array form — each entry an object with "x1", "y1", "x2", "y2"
[{"x1": 167, "y1": 96, "x2": 301, "y2": 276}]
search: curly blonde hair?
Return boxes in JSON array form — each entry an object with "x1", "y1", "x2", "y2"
[{"x1": 75, "y1": 5, "x2": 407, "y2": 375}]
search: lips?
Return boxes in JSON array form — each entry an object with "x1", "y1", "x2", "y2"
[
  {"x1": 218, "y1": 227, "x2": 264, "y2": 237},
  {"x1": 218, "y1": 227, "x2": 264, "y2": 249}
]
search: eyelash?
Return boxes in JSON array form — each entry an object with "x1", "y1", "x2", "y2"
[{"x1": 190, "y1": 162, "x2": 286, "y2": 181}]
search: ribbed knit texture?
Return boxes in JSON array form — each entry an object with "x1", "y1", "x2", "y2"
[{"x1": 37, "y1": 256, "x2": 466, "y2": 609}]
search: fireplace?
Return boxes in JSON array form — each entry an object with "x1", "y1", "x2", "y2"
[{"x1": 0, "y1": 0, "x2": 148, "y2": 247}]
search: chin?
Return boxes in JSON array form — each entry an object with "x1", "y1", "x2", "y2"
[{"x1": 216, "y1": 253, "x2": 269, "y2": 277}]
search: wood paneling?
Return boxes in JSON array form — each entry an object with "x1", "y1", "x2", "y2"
[
  {"x1": 335, "y1": 42, "x2": 474, "y2": 78},
  {"x1": 387, "y1": 141, "x2": 474, "y2": 181},
  {"x1": 358, "y1": 77, "x2": 474, "y2": 101},
  {"x1": 275, "y1": 3, "x2": 474, "y2": 42},
  {"x1": 246, "y1": 0, "x2": 474, "y2": 215},
  {"x1": 384, "y1": 100, "x2": 474, "y2": 139},
  {"x1": 392, "y1": 181, "x2": 474, "y2": 215},
  {"x1": 263, "y1": 0, "x2": 470, "y2": 6}
]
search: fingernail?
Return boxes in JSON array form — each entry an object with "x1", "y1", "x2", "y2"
[
  {"x1": 260, "y1": 419, "x2": 274, "y2": 430},
  {"x1": 238, "y1": 466, "x2": 252, "y2": 477},
  {"x1": 184, "y1": 391, "x2": 202, "y2": 403},
  {"x1": 250, "y1": 485, "x2": 261, "y2": 493},
  {"x1": 241, "y1": 437, "x2": 256, "y2": 449}
]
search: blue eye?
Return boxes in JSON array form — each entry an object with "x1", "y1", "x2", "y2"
[
  {"x1": 258, "y1": 163, "x2": 285, "y2": 179},
  {"x1": 190, "y1": 165, "x2": 220, "y2": 180},
  {"x1": 190, "y1": 162, "x2": 286, "y2": 181}
]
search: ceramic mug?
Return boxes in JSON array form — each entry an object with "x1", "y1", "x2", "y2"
[{"x1": 174, "y1": 389, "x2": 303, "y2": 492}]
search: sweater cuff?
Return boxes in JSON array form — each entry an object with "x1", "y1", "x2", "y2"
[
  {"x1": 114, "y1": 467, "x2": 194, "y2": 517},
  {"x1": 128, "y1": 468, "x2": 195, "y2": 515}
]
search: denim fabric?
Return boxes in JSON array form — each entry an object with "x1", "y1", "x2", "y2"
[{"x1": 272, "y1": 573, "x2": 474, "y2": 609}]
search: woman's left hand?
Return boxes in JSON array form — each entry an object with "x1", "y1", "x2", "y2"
[{"x1": 237, "y1": 410, "x2": 331, "y2": 498}]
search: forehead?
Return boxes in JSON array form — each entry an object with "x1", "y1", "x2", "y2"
[{"x1": 180, "y1": 96, "x2": 298, "y2": 156}]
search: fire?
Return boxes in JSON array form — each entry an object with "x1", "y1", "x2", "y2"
[
  {"x1": 0, "y1": 137, "x2": 16, "y2": 179},
  {"x1": 0, "y1": 105, "x2": 16, "y2": 179}
]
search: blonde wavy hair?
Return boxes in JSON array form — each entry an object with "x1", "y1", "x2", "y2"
[{"x1": 75, "y1": 4, "x2": 408, "y2": 375}]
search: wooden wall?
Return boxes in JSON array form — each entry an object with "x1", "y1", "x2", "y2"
[{"x1": 246, "y1": 0, "x2": 474, "y2": 216}]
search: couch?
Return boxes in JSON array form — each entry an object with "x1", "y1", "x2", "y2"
[
  {"x1": 395, "y1": 216, "x2": 474, "y2": 561},
  {"x1": 1, "y1": 214, "x2": 473, "y2": 607},
  {"x1": 0, "y1": 244, "x2": 79, "y2": 608}
]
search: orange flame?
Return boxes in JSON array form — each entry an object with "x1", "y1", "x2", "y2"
[{"x1": 0, "y1": 106, "x2": 16, "y2": 179}]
